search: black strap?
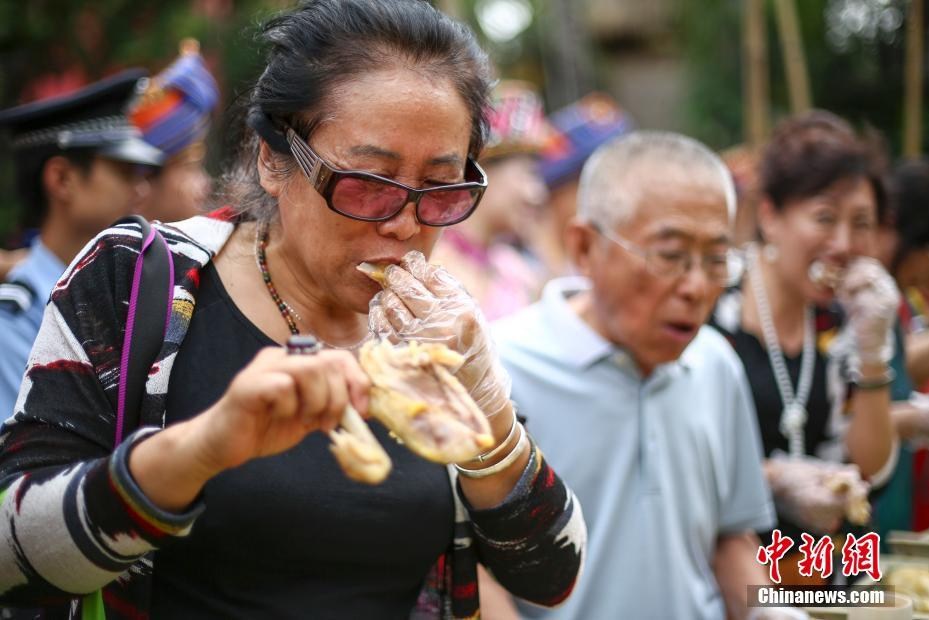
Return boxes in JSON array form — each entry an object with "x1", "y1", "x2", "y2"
[{"x1": 117, "y1": 215, "x2": 172, "y2": 442}]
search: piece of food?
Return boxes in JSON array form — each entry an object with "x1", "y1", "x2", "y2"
[
  {"x1": 825, "y1": 472, "x2": 871, "y2": 525},
  {"x1": 886, "y1": 566, "x2": 929, "y2": 611},
  {"x1": 357, "y1": 261, "x2": 390, "y2": 285},
  {"x1": 328, "y1": 403, "x2": 392, "y2": 484},
  {"x1": 808, "y1": 260, "x2": 844, "y2": 290},
  {"x1": 360, "y1": 339, "x2": 494, "y2": 463},
  {"x1": 287, "y1": 334, "x2": 392, "y2": 485}
]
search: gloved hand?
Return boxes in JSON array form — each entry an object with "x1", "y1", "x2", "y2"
[
  {"x1": 766, "y1": 456, "x2": 870, "y2": 534},
  {"x1": 367, "y1": 251, "x2": 512, "y2": 418},
  {"x1": 836, "y1": 257, "x2": 900, "y2": 367}
]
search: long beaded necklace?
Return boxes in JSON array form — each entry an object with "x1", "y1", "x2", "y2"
[
  {"x1": 748, "y1": 245, "x2": 816, "y2": 458},
  {"x1": 255, "y1": 221, "x2": 302, "y2": 335},
  {"x1": 254, "y1": 222, "x2": 372, "y2": 352}
]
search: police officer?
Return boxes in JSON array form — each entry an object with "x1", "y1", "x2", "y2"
[{"x1": 0, "y1": 69, "x2": 164, "y2": 417}]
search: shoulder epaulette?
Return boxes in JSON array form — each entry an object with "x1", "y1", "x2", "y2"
[{"x1": 0, "y1": 280, "x2": 36, "y2": 314}]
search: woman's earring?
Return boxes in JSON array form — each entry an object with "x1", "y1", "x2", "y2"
[{"x1": 763, "y1": 243, "x2": 779, "y2": 263}]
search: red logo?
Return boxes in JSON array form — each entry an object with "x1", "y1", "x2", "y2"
[
  {"x1": 756, "y1": 529, "x2": 795, "y2": 584},
  {"x1": 797, "y1": 533, "x2": 835, "y2": 579},
  {"x1": 841, "y1": 533, "x2": 881, "y2": 581}
]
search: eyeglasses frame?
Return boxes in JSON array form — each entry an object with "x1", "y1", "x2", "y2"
[
  {"x1": 589, "y1": 221, "x2": 745, "y2": 287},
  {"x1": 284, "y1": 127, "x2": 487, "y2": 227}
]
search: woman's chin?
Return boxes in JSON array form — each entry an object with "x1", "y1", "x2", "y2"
[{"x1": 805, "y1": 282, "x2": 836, "y2": 307}]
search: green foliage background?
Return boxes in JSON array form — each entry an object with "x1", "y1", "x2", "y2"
[
  {"x1": 0, "y1": 0, "x2": 285, "y2": 240},
  {"x1": 0, "y1": 0, "x2": 924, "y2": 240},
  {"x1": 680, "y1": 0, "x2": 921, "y2": 152}
]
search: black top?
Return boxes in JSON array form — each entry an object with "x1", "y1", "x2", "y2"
[
  {"x1": 152, "y1": 262, "x2": 454, "y2": 619},
  {"x1": 710, "y1": 288, "x2": 850, "y2": 542},
  {"x1": 720, "y1": 325, "x2": 833, "y2": 459}
]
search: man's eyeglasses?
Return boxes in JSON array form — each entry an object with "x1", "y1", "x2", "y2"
[
  {"x1": 591, "y1": 222, "x2": 745, "y2": 287},
  {"x1": 285, "y1": 127, "x2": 487, "y2": 227}
]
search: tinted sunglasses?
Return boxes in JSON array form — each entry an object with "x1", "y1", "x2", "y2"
[{"x1": 284, "y1": 127, "x2": 487, "y2": 227}]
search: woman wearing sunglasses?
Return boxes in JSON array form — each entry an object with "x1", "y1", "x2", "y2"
[{"x1": 0, "y1": 1, "x2": 585, "y2": 617}]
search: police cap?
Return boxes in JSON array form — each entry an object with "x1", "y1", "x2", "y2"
[{"x1": 0, "y1": 69, "x2": 164, "y2": 167}]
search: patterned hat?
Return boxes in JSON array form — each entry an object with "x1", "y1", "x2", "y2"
[
  {"x1": 539, "y1": 92, "x2": 632, "y2": 188},
  {"x1": 481, "y1": 80, "x2": 549, "y2": 162},
  {"x1": 130, "y1": 39, "x2": 219, "y2": 163}
]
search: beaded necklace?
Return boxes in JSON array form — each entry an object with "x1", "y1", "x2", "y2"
[
  {"x1": 253, "y1": 222, "x2": 372, "y2": 352},
  {"x1": 255, "y1": 221, "x2": 302, "y2": 336}
]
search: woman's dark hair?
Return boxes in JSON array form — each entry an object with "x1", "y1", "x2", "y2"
[
  {"x1": 222, "y1": 0, "x2": 493, "y2": 221},
  {"x1": 759, "y1": 110, "x2": 888, "y2": 220},
  {"x1": 888, "y1": 159, "x2": 929, "y2": 270}
]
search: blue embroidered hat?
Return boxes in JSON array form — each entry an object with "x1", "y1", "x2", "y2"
[
  {"x1": 130, "y1": 39, "x2": 219, "y2": 162},
  {"x1": 539, "y1": 93, "x2": 632, "y2": 188}
]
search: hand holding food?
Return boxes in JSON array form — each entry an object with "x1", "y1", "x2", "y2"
[
  {"x1": 287, "y1": 335, "x2": 494, "y2": 484},
  {"x1": 767, "y1": 456, "x2": 870, "y2": 533},
  {"x1": 363, "y1": 251, "x2": 512, "y2": 418},
  {"x1": 360, "y1": 339, "x2": 494, "y2": 463},
  {"x1": 197, "y1": 346, "x2": 372, "y2": 476},
  {"x1": 836, "y1": 257, "x2": 900, "y2": 366}
]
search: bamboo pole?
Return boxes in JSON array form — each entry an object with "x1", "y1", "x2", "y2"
[
  {"x1": 743, "y1": 0, "x2": 771, "y2": 147},
  {"x1": 773, "y1": 0, "x2": 812, "y2": 113},
  {"x1": 903, "y1": 0, "x2": 924, "y2": 158}
]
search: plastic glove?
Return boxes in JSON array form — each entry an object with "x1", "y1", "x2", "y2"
[
  {"x1": 766, "y1": 456, "x2": 870, "y2": 534},
  {"x1": 836, "y1": 257, "x2": 900, "y2": 367},
  {"x1": 367, "y1": 251, "x2": 512, "y2": 418}
]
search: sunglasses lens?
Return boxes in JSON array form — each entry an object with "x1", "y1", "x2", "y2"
[
  {"x1": 331, "y1": 176, "x2": 408, "y2": 220},
  {"x1": 418, "y1": 187, "x2": 480, "y2": 225}
]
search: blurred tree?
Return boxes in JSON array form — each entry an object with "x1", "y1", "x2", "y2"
[
  {"x1": 680, "y1": 0, "x2": 923, "y2": 154},
  {"x1": 0, "y1": 0, "x2": 284, "y2": 241}
]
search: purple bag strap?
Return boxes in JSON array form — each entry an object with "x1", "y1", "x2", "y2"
[{"x1": 114, "y1": 216, "x2": 174, "y2": 446}]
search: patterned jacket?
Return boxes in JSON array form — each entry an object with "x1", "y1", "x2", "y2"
[{"x1": 0, "y1": 213, "x2": 586, "y2": 619}]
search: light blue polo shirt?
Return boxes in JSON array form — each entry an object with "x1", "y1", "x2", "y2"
[
  {"x1": 0, "y1": 241, "x2": 65, "y2": 418},
  {"x1": 493, "y1": 277, "x2": 775, "y2": 620}
]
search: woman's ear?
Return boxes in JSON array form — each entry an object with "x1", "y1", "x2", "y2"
[
  {"x1": 565, "y1": 217, "x2": 596, "y2": 278},
  {"x1": 257, "y1": 140, "x2": 284, "y2": 198},
  {"x1": 756, "y1": 197, "x2": 779, "y2": 245}
]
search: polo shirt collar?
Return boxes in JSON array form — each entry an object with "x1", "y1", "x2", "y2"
[
  {"x1": 538, "y1": 276, "x2": 618, "y2": 368},
  {"x1": 538, "y1": 276, "x2": 695, "y2": 378}
]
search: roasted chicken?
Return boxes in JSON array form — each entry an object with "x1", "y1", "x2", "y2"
[
  {"x1": 328, "y1": 403, "x2": 393, "y2": 484},
  {"x1": 360, "y1": 339, "x2": 494, "y2": 464}
]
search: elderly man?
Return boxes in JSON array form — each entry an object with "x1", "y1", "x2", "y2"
[{"x1": 494, "y1": 131, "x2": 778, "y2": 619}]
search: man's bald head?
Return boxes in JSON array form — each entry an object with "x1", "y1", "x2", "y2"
[{"x1": 577, "y1": 131, "x2": 735, "y2": 231}]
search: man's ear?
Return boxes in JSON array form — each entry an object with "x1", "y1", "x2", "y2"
[
  {"x1": 41, "y1": 155, "x2": 77, "y2": 208},
  {"x1": 565, "y1": 217, "x2": 597, "y2": 278},
  {"x1": 257, "y1": 139, "x2": 285, "y2": 198}
]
